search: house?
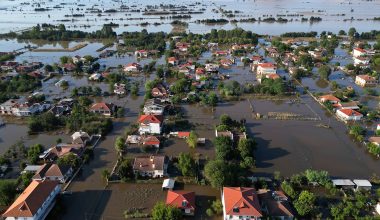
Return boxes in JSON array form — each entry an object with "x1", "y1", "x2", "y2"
[
  {"x1": 205, "y1": 63, "x2": 219, "y2": 72},
  {"x1": 40, "y1": 143, "x2": 84, "y2": 161},
  {"x1": 353, "y1": 179, "x2": 372, "y2": 191},
  {"x1": 213, "y1": 50, "x2": 229, "y2": 56},
  {"x1": 143, "y1": 99, "x2": 165, "y2": 115},
  {"x1": 220, "y1": 58, "x2": 234, "y2": 67},
  {"x1": 141, "y1": 136, "x2": 160, "y2": 148},
  {"x1": 168, "y1": 57, "x2": 178, "y2": 66},
  {"x1": 319, "y1": 94, "x2": 341, "y2": 104},
  {"x1": 0, "y1": 99, "x2": 18, "y2": 115},
  {"x1": 178, "y1": 63, "x2": 195, "y2": 75},
  {"x1": 72, "y1": 55, "x2": 86, "y2": 64},
  {"x1": 222, "y1": 187, "x2": 263, "y2": 220},
  {"x1": 71, "y1": 131, "x2": 91, "y2": 145},
  {"x1": 353, "y1": 56, "x2": 370, "y2": 67},
  {"x1": 12, "y1": 102, "x2": 47, "y2": 117},
  {"x1": 124, "y1": 63, "x2": 142, "y2": 72},
  {"x1": 151, "y1": 84, "x2": 168, "y2": 98},
  {"x1": 215, "y1": 130, "x2": 234, "y2": 141},
  {"x1": 138, "y1": 114, "x2": 163, "y2": 134},
  {"x1": 62, "y1": 63, "x2": 76, "y2": 72},
  {"x1": 1, "y1": 61, "x2": 18, "y2": 71},
  {"x1": 49, "y1": 105, "x2": 71, "y2": 117},
  {"x1": 89, "y1": 73, "x2": 102, "y2": 81},
  {"x1": 250, "y1": 56, "x2": 263, "y2": 65},
  {"x1": 333, "y1": 101, "x2": 360, "y2": 110},
  {"x1": 166, "y1": 191, "x2": 196, "y2": 216},
  {"x1": 336, "y1": 109, "x2": 363, "y2": 121},
  {"x1": 258, "y1": 73, "x2": 280, "y2": 84},
  {"x1": 114, "y1": 83, "x2": 126, "y2": 95},
  {"x1": 195, "y1": 68, "x2": 206, "y2": 80},
  {"x1": 32, "y1": 163, "x2": 73, "y2": 183},
  {"x1": 135, "y1": 50, "x2": 148, "y2": 57},
  {"x1": 257, "y1": 63, "x2": 277, "y2": 76},
  {"x1": 132, "y1": 155, "x2": 168, "y2": 178},
  {"x1": 89, "y1": 102, "x2": 115, "y2": 116},
  {"x1": 2, "y1": 180, "x2": 61, "y2": 220},
  {"x1": 258, "y1": 190, "x2": 295, "y2": 220},
  {"x1": 353, "y1": 48, "x2": 367, "y2": 57},
  {"x1": 176, "y1": 42, "x2": 189, "y2": 52},
  {"x1": 368, "y1": 136, "x2": 380, "y2": 146},
  {"x1": 355, "y1": 75, "x2": 378, "y2": 87}
]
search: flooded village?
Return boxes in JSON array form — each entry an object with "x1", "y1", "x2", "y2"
[{"x1": 1, "y1": 0, "x2": 380, "y2": 220}]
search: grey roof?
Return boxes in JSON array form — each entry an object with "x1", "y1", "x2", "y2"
[
  {"x1": 332, "y1": 179, "x2": 355, "y2": 186},
  {"x1": 353, "y1": 179, "x2": 372, "y2": 187}
]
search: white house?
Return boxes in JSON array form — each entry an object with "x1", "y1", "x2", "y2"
[
  {"x1": 32, "y1": 163, "x2": 73, "y2": 183},
  {"x1": 135, "y1": 50, "x2": 148, "y2": 57},
  {"x1": 124, "y1": 63, "x2": 141, "y2": 72},
  {"x1": 138, "y1": 114, "x2": 163, "y2": 134},
  {"x1": 353, "y1": 48, "x2": 367, "y2": 58},
  {"x1": 222, "y1": 187, "x2": 263, "y2": 220},
  {"x1": 2, "y1": 180, "x2": 61, "y2": 220},
  {"x1": 336, "y1": 109, "x2": 363, "y2": 121},
  {"x1": 354, "y1": 56, "x2": 370, "y2": 67},
  {"x1": 205, "y1": 63, "x2": 219, "y2": 72},
  {"x1": 132, "y1": 155, "x2": 168, "y2": 178},
  {"x1": 143, "y1": 99, "x2": 165, "y2": 115},
  {"x1": 257, "y1": 63, "x2": 277, "y2": 76},
  {"x1": 355, "y1": 75, "x2": 378, "y2": 87}
]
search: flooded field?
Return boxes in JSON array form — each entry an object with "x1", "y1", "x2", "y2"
[{"x1": 0, "y1": 0, "x2": 380, "y2": 35}]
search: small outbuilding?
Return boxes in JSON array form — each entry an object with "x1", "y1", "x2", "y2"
[
  {"x1": 332, "y1": 179, "x2": 355, "y2": 190},
  {"x1": 353, "y1": 179, "x2": 372, "y2": 191},
  {"x1": 162, "y1": 178, "x2": 175, "y2": 190}
]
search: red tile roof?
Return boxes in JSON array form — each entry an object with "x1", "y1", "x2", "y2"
[
  {"x1": 338, "y1": 109, "x2": 362, "y2": 117},
  {"x1": 178, "y1": 132, "x2": 190, "y2": 138},
  {"x1": 90, "y1": 102, "x2": 114, "y2": 111},
  {"x1": 357, "y1": 74, "x2": 376, "y2": 81},
  {"x1": 142, "y1": 136, "x2": 160, "y2": 145},
  {"x1": 319, "y1": 94, "x2": 341, "y2": 102},
  {"x1": 223, "y1": 187, "x2": 263, "y2": 217},
  {"x1": 166, "y1": 190, "x2": 196, "y2": 210},
  {"x1": 258, "y1": 63, "x2": 276, "y2": 68},
  {"x1": 354, "y1": 47, "x2": 366, "y2": 53},
  {"x1": 2, "y1": 180, "x2": 59, "y2": 218},
  {"x1": 138, "y1": 114, "x2": 163, "y2": 124}
]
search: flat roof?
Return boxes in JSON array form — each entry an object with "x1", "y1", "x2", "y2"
[
  {"x1": 353, "y1": 179, "x2": 372, "y2": 187},
  {"x1": 332, "y1": 179, "x2": 355, "y2": 186},
  {"x1": 162, "y1": 179, "x2": 175, "y2": 189}
]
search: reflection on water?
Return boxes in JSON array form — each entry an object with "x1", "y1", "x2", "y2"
[{"x1": 0, "y1": 0, "x2": 379, "y2": 35}]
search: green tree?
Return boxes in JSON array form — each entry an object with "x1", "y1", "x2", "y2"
[
  {"x1": 57, "y1": 153, "x2": 80, "y2": 168},
  {"x1": 27, "y1": 144, "x2": 44, "y2": 164},
  {"x1": 304, "y1": 169, "x2": 330, "y2": 186},
  {"x1": 294, "y1": 190, "x2": 316, "y2": 216},
  {"x1": 178, "y1": 153, "x2": 196, "y2": 177},
  {"x1": 204, "y1": 159, "x2": 239, "y2": 189},
  {"x1": 281, "y1": 181, "x2": 298, "y2": 199},
  {"x1": 151, "y1": 202, "x2": 182, "y2": 220},
  {"x1": 318, "y1": 65, "x2": 331, "y2": 80},
  {"x1": 348, "y1": 27, "x2": 357, "y2": 37},
  {"x1": 115, "y1": 137, "x2": 126, "y2": 156},
  {"x1": 186, "y1": 131, "x2": 198, "y2": 149},
  {"x1": 0, "y1": 180, "x2": 17, "y2": 206},
  {"x1": 213, "y1": 136, "x2": 233, "y2": 160},
  {"x1": 117, "y1": 159, "x2": 133, "y2": 180}
]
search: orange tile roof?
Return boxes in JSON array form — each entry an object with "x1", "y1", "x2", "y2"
[
  {"x1": 357, "y1": 74, "x2": 376, "y2": 81},
  {"x1": 166, "y1": 190, "x2": 195, "y2": 210},
  {"x1": 138, "y1": 114, "x2": 163, "y2": 124},
  {"x1": 354, "y1": 47, "x2": 366, "y2": 53},
  {"x1": 142, "y1": 136, "x2": 160, "y2": 145},
  {"x1": 90, "y1": 102, "x2": 114, "y2": 111},
  {"x1": 319, "y1": 94, "x2": 341, "y2": 102},
  {"x1": 338, "y1": 109, "x2": 362, "y2": 117},
  {"x1": 223, "y1": 187, "x2": 262, "y2": 217},
  {"x1": 258, "y1": 63, "x2": 276, "y2": 68},
  {"x1": 2, "y1": 180, "x2": 59, "y2": 218},
  {"x1": 178, "y1": 132, "x2": 190, "y2": 138}
]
